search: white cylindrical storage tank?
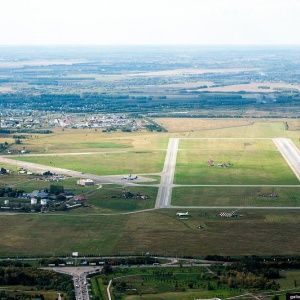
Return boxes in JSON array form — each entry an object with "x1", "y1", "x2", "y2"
[
  {"x1": 41, "y1": 199, "x2": 47, "y2": 205},
  {"x1": 31, "y1": 198, "x2": 37, "y2": 205},
  {"x1": 4, "y1": 200, "x2": 9, "y2": 205}
]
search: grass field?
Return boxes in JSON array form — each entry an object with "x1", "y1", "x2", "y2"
[
  {"x1": 11, "y1": 177, "x2": 94, "y2": 193},
  {"x1": 154, "y1": 118, "x2": 254, "y2": 133},
  {"x1": 175, "y1": 139, "x2": 298, "y2": 185},
  {"x1": 172, "y1": 187, "x2": 300, "y2": 207},
  {"x1": 1, "y1": 210, "x2": 300, "y2": 257},
  {"x1": 277, "y1": 270, "x2": 300, "y2": 290},
  {"x1": 6, "y1": 129, "x2": 169, "y2": 154},
  {"x1": 77, "y1": 185, "x2": 157, "y2": 213},
  {"x1": 0, "y1": 287, "x2": 63, "y2": 300},
  {"x1": 93, "y1": 266, "x2": 242, "y2": 300},
  {"x1": 0, "y1": 173, "x2": 39, "y2": 187},
  {"x1": 1, "y1": 120, "x2": 300, "y2": 258},
  {"x1": 13, "y1": 151, "x2": 165, "y2": 175}
]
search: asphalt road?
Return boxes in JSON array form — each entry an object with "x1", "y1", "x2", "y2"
[
  {"x1": 155, "y1": 138, "x2": 179, "y2": 208},
  {"x1": 45, "y1": 266, "x2": 101, "y2": 300},
  {"x1": 273, "y1": 138, "x2": 300, "y2": 181}
]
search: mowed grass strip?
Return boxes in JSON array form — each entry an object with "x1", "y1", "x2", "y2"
[
  {"x1": 175, "y1": 139, "x2": 298, "y2": 185},
  {"x1": 12, "y1": 151, "x2": 165, "y2": 175},
  {"x1": 172, "y1": 187, "x2": 300, "y2": 207},
  {"x1": 1, "y1": 210, "x2": 300, "y2": 257}
]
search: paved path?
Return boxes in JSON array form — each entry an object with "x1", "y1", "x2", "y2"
[
  {"x1": 155, "y1": 138, "x2": 179, "y2": 208},
  {"x1": 273, "y1": 138, "x2": 300, "y2": 181}
]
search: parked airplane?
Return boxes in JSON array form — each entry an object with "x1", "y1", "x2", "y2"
[
  {"x1": 176, "y1": 212, "x2": 189, "y2": 217},
  {"x1": 122, "y1": 174, "x2": 138, "y2": 180}
]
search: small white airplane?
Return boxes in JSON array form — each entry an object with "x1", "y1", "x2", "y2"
[
  {"x1": 122, "y1": 174, "x2": 138, "y2": 180},
  {"x1": 176, "y1": 212, "x2": 189, "y2": 217}
]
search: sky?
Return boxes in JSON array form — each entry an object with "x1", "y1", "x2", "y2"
[{"x1": 0, "y1": 0, "x2": 299, "y2": 45}]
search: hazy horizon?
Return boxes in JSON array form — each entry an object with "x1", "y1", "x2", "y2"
[{"x1": 0, "y1": 0, "x2": 299, "y2": 46}]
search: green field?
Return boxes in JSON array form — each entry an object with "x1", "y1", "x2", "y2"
[
  {"x1": 3, "y1": 130, "x2": 169, "y2": 154},
  {"x1": 76, "y1": 185, "x2": 157, "y2": 213},
  {"x1": 1, "y1": 210, "x2": 300, "y2": 257},
  {"x1": 1, "y1": 120, "x2": 300, "y2": 258},
  {"x1": 0, "y1": 287, "x2": 65, "y2": 300},
  {"x1": 175, "y1": 139, "x2": 299, "y2": 185},
  {"x1": 0, "y1": 173, "x2": 38, "y2": 187},
  {"x1": 90, "y1": 265, "x2": 300, "y2": 300},
  {"x1": 11, "y1": 177, "x2": 94, "y2": 192},
  {"x1": 13, "y1": 151, "x2": 165, "y2": 175},
  {"x1": 92, "y1": 266, "x2": 241, "y2": 300},
  {"x1": 172, "y1": 186, "x2": 300, "y2": 207}
]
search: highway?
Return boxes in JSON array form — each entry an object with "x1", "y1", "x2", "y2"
[
  {"x1": 47, "y1": 266, "x2": 101, "y2": 300},
  {"x1": 155, "y1": 138, "x2": 179, "y2": 208},
  {"x1": 273, "y1": 138, "x2": 300, "y2": 181}
]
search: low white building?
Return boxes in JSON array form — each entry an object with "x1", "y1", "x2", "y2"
[{"x1": 77, "y1": 179, "x2": 94, "y2": 186}]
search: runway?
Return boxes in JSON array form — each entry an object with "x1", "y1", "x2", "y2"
[
  {"x1": 155, "y1": 138, "x2": 179, "y2": 208},
  {"x1": 273, "y1": 138, "x2": 300, "y2": 181}
]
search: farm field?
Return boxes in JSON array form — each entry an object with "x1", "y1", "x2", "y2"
[
  {"x1": 174, "y1": 139, "x2": 299, "y2": 185},
  {"x1": 1, "y1": 209, "x2": 300, "y2": 257},
  {"x1": 172, "y1": 186, "x2": 300, "y2": 207}
]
